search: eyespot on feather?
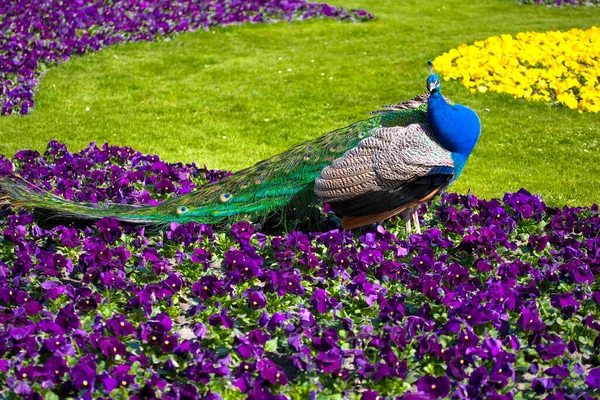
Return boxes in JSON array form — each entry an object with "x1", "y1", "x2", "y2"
[
  {"x1": 176, "y1": 206, "x2": 188, "y2": 215},
  {"x1": 219, "y1": 192, "x2": 233, "y2": 202},
  {"x1": 358, "y1": 132, "x2": 366, "y2": 139}
]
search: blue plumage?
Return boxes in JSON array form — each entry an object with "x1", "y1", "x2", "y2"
[
  {"x1": 428, "y1": 93, "x2": 480, "y2": 160},
  {"x1": 427, "y1": 65, "x2": 480, "y2": 180}
]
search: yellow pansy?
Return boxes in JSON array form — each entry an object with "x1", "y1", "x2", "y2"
[{"x1": 433, "y1": 26, "x2": 600, "y2": 113}]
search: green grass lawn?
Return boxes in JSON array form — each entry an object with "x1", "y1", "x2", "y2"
[{"x1": 0, "y1": 0, "x2": 598, "y2": 206}]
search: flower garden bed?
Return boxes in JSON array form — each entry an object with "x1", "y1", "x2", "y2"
[
  {"x1": 433, "y1": 27, "x2": 600, "y2": 113},
  {"x1": 0, "y1": 0, "x2": 372, "y2": 116},
  {"x1": 0, "y1": 141, "x2": 598, "y2": 399}
]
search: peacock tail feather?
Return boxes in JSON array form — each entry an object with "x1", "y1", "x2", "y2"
[
  {"x1": 0, "y1": 102, "x2": 429, "y2": 226},
  {"x1": 0, "y1": 175, "x2": 160, "y2": 223}
]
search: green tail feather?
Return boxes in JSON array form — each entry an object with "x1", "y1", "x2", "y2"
[
  {"x1": 0, "y1": 175, "x2": 160, "y2": 224},
  {"x1": 0, "y1": 104, "x2": 428, "y2": 226}
]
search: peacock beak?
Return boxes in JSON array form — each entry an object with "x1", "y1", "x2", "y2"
[{"x1": 428, "y1": 81, "x2": 436, "y2": 92}]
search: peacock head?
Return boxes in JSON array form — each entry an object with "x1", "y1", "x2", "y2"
[{"x1": 426, "y1": 60, "x2": 441, "y2": 93}]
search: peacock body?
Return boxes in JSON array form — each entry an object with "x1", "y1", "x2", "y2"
[{"x1": 0, "y1": 63, "x2": 480, "y2": 230}]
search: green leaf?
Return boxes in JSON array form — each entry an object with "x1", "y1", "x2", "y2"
[
  {"x1": 265, "y1": 337, "x2": 278, "y2": 352},
  {"x1": 43, "y1": 391, "x2": 60, "y2": 400},
  {"x1": 438, "y1": 335, "x2": 453, "y2": 347},
  {"x1": 317, "y1": 394, "x2": 342, "y2": 400},
  {"x1": 405, "y1": 370, "x2": 421, "y2": 384},
  {"x1": 130, "y1": 361, "x2": 141, "y2": 374}
]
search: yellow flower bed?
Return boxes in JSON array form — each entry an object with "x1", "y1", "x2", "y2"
[{"x1": 433, "y1": 26, "x2": 600, "y2": 113}]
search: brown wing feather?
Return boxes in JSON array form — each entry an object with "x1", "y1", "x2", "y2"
[{"x1": 340, "y1": 185, "x2": 445, "y2": 229}]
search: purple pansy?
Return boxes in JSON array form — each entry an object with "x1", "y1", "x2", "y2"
[
  {"x1": 586, "y1": 368, "x2": 600, "y2": 388},
  {"x1": 315, "y1": 351, "x2": 342, "y2": 374},
  {"x1": 536, "y1": 340, "x2": 566, "y2": 361},
  {"x1": 55, "y1": 303, "x2": 81, "y2": 332},
  {"x1": 257, "y1": 359, "x2": 288, "y2": 385},
  {"x1": 416, "y1": 375, "x2": 451, "y2": 399},
  {"x1": 70, "y1": 359, "x2": 97, "y2": 391},
  {"x1": 192, "y1": 275, "x2": 228, "y2": 300},
  {"x1": 310, "y1": 288, "x2": 330, "y2": 313},
  {"x1": 550, "y1": 292, "x2": 581, "y2": 317},
  {"x1": 517, "y1": 304, "x2": 545, "y2": 332},
  {"x1": 243, "y1": 289, "x2": 268, "y2": 309}
]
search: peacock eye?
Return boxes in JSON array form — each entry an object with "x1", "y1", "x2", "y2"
[
  {"x1": 176, "y1": 206, "x2": 188, "y2": 215},
  {"x1": 219, "y1": 192, "x2": 233, "y2": 202}
]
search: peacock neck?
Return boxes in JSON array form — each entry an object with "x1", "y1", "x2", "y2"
[{"x1": 427, "y1": 91, "x2": 480, "y2": 158}]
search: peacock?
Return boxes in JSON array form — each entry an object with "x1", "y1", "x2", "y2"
[{"x1": 0, "y1": 62, "x2": 480, "y2": 232}]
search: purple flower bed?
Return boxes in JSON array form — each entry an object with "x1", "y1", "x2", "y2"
[
  {"x1": 0, "y1": 141, "x2": 599, "y2": 399},
  {"x1": 0, "y1": 1, "x2": 372, "y2": 116}
]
